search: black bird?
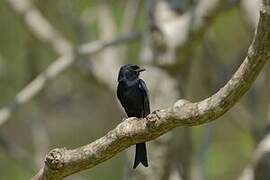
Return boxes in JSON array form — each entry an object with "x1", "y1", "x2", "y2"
[{"x1": 117, "y1": 64, "x2": 150, "y2": 168}]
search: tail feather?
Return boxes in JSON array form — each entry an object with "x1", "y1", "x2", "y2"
[{"x1": 133, "y1": 142, "x2": 148, "y2": 168}]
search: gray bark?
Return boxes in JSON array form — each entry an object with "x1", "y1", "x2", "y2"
[{"x1": 32, "y1": 1, "x2": 270, "y2": 178}]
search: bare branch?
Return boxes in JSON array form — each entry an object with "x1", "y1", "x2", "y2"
[
  {"x1": 240, "y1": 0, "x2": 261, "y2": 28},
  {"x1": 238, "y1": 132, "x2": 270, "y2": 180},
  {"x1": 90, "y1": 1, "x2": 119, "y2": 90},
  {"x1": 194, "y1": 124, "x2": 214, "y2": 180},
  {"x1": 120, "y1": 0, "x2": 141, "y2": 58},
  {"x1": 148, "y1": 0, "x2": 226, "y2": 65},
  {"x1": 33, "y1": 2, "x2": 270, "y2": 179},
  {"x1": 31, "y1": 113, "x2": 50, "y2": 169},
  {"x1": 0, "y1": 32, "x2": 141, "y2": 127},
  {"x1": 6, "y1": 0, "x2": 72, "y2": 55},
  {"x1": 4, "y1": 0, "x2": 142, "y2": 127}
]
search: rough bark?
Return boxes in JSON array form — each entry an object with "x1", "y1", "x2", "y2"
[
  {"x1": 32, "y1": 1, "x2": 270, "y2": 178},
  {"x1": 132, "y1": 0, "x2": 228, "y2": 179},
  {"x1": 122, "y1": 66, "x2": 179, "y2": 180}
]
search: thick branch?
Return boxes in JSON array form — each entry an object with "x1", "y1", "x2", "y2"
[{"x1": 33, "y1": 2, "x2": 270, "y2": 179}]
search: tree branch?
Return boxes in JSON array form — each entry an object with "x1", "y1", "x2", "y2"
[
  {"x1": 240, "y1": 0, "x2": 261, "y2": 28},
  {"x1": 6, "y1": 0, "x2": 72, "y2": 55},
  {"x1": 148, "y1": 0, "x2": 226, "y2": 65},
  {"x1": 4, "y1": 0, "x2": 142, "y2": 128},
  {"x1": 0, "y1": 32, "x2": 141, "y2": 127},
  {"x1": 33, "y1": 1, "x2": 270, "y2": 179},
  {"x1": 237, "y1": 131, "x2": 270, "y2": 180}
]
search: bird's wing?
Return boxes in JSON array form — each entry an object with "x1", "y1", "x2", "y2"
[{"x1": 138, "y1": 79, "x2": 150, "y2": 117}]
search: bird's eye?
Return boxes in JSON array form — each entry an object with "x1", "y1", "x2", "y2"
[{"x1": 130, "y1": 65, "x2": 140, "y2": 70}]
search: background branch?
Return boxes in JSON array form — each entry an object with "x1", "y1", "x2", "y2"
[
  {"x1": 147, "y1": 0, "x2": 226, "y2": 66},
  {"x1": 6, "y1": 0, "x2": 72, "y2": 55},
  {"x1": 32, "y1": 2, "x2": 270, "y2": 178},
  {"x1": 1, "y1": 0, "x2": 269, "y2": 179},
  {"x1": 0, "y1": 32, "x2": 140, "y2": 127},
  {"x1": 238, "y1": 131, "x2": 270, "y2": 180}
]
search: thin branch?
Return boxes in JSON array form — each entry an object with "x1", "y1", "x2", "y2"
[
  {"x1": 78, "y1": 32, "x2": 141, "y2": 55},
  {"x1": 149, "y1": 0, "x2": 227, "y2": 65},
  {"x1": 33, "y1": 2, "x2": 270, "y2": 179},
  {"x1": 238, "y1": 68, "x2": 270, "y2": 180},
  {"x1": 118, "y1": 0, "x2": 141, "y2": 63},
  {"x1": 31, "y1": 115, "x2": 50, "y2": 169},
  {"x1": 0, "y1": 32, "x2": 141, "y2": 127},
  {"x1": 194, "y1": 124, "x2": 214, "y2": 180},
  {"x1": 240, "y1": 0, "x2": 261, "y2": 28},
  {"x1": 6, "y1": 0, "x2": 72, "y2": 55},
  {"x1": 237, "y1": 132, "x2": 270, "y2": 180},
  {"x1": 0, "y1": 133, "x2": 34, "y2": 170},
  {"x1": 90, "y1": 1, "x2": 119, "y2": 90}
]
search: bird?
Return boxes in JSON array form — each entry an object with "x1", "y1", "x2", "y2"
[{"x1": 117, "y1": 64, "x2": 150, "y2": 169}]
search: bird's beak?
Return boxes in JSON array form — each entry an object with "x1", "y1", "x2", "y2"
[{"x1": 136, "y1": 68, "x2": 146, "y2": 73}]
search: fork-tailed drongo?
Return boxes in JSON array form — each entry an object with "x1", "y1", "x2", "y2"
[{"x1": 117, "y1": 64, "x2": 150, "y2": 168}]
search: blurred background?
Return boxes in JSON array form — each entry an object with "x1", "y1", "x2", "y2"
[{"x1": 0, "y1": 0, "x2": 269, "y2": 180}]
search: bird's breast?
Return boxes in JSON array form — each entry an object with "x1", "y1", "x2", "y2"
[{"x1": 117, "y1": 82, "x2": 144, "y2": 117}]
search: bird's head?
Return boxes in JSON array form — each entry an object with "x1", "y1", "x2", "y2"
[{"x1": 118, "y1": 64, "x2": 145, "y2": 82}]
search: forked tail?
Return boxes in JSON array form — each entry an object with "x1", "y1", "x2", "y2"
[{"x1": 133, "y1": 142, "x2": 148, "y2": 168}]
